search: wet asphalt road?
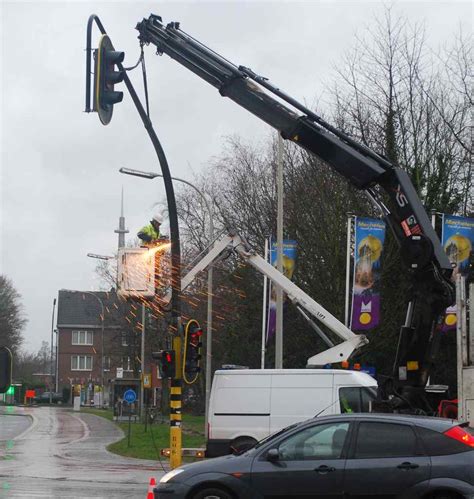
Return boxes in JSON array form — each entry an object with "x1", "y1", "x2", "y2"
[{"x1": 0, "y1": 406, "x2": 166, "y2": 498}]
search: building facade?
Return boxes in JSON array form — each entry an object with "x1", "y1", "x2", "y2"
[{"x1": 56, "y1": 289, "x2": 144, "y2": 406}]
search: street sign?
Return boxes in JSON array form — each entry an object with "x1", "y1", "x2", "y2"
[
  {"x1": 143, "y1": 374, "x2": 151, "y2": 388},
  {"x1": 116, "y1": 367, "x2": 124, "y2": 379},
  {"x1": 123, "y1": 389, "x2": 137, "y2": 404}
]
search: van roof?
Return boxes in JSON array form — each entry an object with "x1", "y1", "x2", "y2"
[{"x1": 214, "y1": 369, "x2": 374, "y2": 377}]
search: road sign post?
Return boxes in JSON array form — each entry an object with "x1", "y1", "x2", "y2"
[{"x1": 123, "y1": 389, "x2": 137, "y2": 448}]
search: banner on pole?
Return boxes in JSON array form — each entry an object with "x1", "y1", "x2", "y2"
[
  {"x1": 441, "y1": 214, "x2": 474, "y2": 331},
  {"x1": 266, "y1": 239, "x2": 297, "y2": 344},
  {"x1": 350, "y1": 217, "x2": 386, "y2": 330}
]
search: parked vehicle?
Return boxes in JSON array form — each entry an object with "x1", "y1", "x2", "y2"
[
  {"x1": 155, "y1": 413, "x2": 474, "y2": 499},
  {"x1": 34, "y1": 391, "x2": 63, "y2": 404},
  {"x1": 206, "y1": 369, "x2": 377, "y2": 457}
]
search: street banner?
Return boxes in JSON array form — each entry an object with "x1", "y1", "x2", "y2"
[
  {"x1": 266, "y1": 239, "x2": 297, "y2": 344},
  {"x1": 350, "y1": 217, "x2": 386, "y2": 330},
  {"x1": 441, "y1": 214, "x2": 474, "y2": 331}
]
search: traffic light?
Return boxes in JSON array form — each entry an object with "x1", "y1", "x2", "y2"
[
  {"x1": 152, "y1": 350, "x2": 176, "y2": 379},
  {"x1": 183, "y1": 320, "x2": 203, "y2": 383},
  {"x1": 0, "y1": 347, "x2": 12, "y2": 393},
  {"x1": 94, "y1": 34, "x2": 124, "y2": 125}
]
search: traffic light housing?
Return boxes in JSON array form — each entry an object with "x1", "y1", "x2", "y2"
[
  {"x1": 183, "y1": 320, "x2": 203, "y2": 383},
  {"x1": 0, "y1": 347, "x2": 12, "y2": 393},
  {"x1": 94, "y1": 34, "x2": 124, "y2": 125},
  {"x1": 152, "y1": 350, "x2": 176, "y2": 379}
]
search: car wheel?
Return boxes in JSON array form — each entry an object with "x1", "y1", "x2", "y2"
[
  {"x1": 230, "y1": 436, "x2": 257, "y2": 454},
  {"x1": 192, "y1": 487, "x2": 233, "y2": 499}
]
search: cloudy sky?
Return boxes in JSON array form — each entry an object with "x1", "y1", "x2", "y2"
[{"x1": 1, "y1": 0, "x2": 470, "y2": 352}]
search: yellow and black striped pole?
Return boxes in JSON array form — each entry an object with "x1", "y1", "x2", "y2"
[{"x1": 169, "y1": 335, "x2": 182, "y2": 469}]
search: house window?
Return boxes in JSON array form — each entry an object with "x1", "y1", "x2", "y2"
[
  {"x1": 72, "y1": 330, "x2": 93, "y2": 345},
  {"x1": 122, "y1": 356, "x2": 132, "y2": 371},
  {"x1": 121, "y1": 332, "x2": 129, "y2": 347},
  {"x1": 71, "y1": 355, "x2": 93, "y2": 371},
  {"x1": 103, "y1": 356, "x2": 111, "y2": 371}
]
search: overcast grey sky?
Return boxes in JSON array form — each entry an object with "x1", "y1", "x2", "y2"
[{"x1": 1, "y1": 1, "x2": 471, "y2": 352}]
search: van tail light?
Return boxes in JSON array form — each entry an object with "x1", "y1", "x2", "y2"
[{"x1": 444, "y1": 426, "x2": 474, "y2": 447}]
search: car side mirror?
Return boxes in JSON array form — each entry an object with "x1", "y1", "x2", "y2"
[{"x1": 266, "y1": 448, "x2": 280, "y2": 462}]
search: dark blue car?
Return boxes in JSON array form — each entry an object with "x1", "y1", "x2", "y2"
[{"x1": 154, "y1": 413, "x2": 473, "y2": 499}]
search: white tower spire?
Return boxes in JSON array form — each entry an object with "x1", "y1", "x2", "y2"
[{"x1": 114, "y1": 187, "x2": 129, "y2": 249}]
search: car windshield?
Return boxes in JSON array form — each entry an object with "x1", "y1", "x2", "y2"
[{"x1": 254, "y1": 424, "x2": 299, "y2": 449}]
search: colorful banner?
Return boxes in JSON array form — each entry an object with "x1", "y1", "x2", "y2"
[
  {"x1": 350, "y1": 217, "x2": 386, "y2": 330},
  {"x1": 441, "y1": 214, "x2": 474, "y2": 331},
  {"x1": 266, "y1": 239, "x2": 297, "y2": 344}
]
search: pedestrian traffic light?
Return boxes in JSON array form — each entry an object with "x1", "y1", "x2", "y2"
[
  {"x1": 183, "y1": 320, "x2": 203, "y2": 384},
  {"x1": 152, "y1": 350, "x2": 176, "y2": 379},
  {"x1": 94, "y1": 34, "x2": 124, "y2": 125},
  {"x1": 0, "y1": 347, "x2": 12, "y2": 393}
]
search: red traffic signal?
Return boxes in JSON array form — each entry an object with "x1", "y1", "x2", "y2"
[
  {"x1": 94, "y1": 34, "x2": 124, "y2": 125},
  {"x1": 189, "y1": 328, "x2": 203, "y2": 347},
  {"x1": 184, "y1": 320, "x2": 202, "y2": 383},
  {"x1": 152, "y1": 350, "x2": 176, "y2": 379}
]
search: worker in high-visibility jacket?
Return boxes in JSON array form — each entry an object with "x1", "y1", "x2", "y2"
[{"x1": 137, "y1": 213, "x2": 163, "y2": 246}]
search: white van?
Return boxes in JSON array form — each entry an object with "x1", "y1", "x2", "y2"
[{"x1": 206, "y1": 369, "x2": 377, "y2": 457}]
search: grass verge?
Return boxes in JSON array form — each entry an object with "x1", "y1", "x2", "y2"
[{"x1": 81, "y1": 408, "x2": 205, "y2": 461}]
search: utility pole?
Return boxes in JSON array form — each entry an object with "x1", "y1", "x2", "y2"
[
  {"x1": 275, "y1": 135, "x2": 284, "y2": 369},
  {"x1": 50, "y1": 298, "x2": 57, "y2": 404},
  {"x1": 140, "y1": 303, "x2": 146, "y2": 420},
  {"x1": 344, "y1": 213, "x2": 353, "y2": 327},
  {"x1": 261, "y1": 238, "x2": 269, "y2": 368}
]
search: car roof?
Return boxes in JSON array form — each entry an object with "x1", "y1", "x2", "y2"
[{"x1": 302, "y1": 412, "x2": 458, "y2": 432}]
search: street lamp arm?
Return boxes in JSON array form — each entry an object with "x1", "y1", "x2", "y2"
[{"x1": 120, "y1": 168, "x2": 214, "y2": 236}]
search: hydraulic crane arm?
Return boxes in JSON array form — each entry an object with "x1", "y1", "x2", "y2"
[
  {"x1": 136, "y1": 15, "x2": 455, "y2": 411},
  {"x1": 181, "y1": 232, "x2": 368, "y2": 366}
]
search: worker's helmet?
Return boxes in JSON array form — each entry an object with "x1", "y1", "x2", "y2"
[{"x1": 152, "y1": 213, "x2": 163, "y2": 224}]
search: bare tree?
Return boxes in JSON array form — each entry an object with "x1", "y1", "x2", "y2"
[
  {"x1": 329, "y1": 6, "x2": 471, "y2": 387},
  {"x1": 0, "y1": 275, "x2": 26, "y2": 354},
  {"x1": 331, "y1": 6, "x2": 471, "y2": 215}
]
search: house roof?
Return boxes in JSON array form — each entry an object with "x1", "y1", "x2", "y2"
[{"x1": 57, "y1": 289, "x2": 127, "y2": 328}]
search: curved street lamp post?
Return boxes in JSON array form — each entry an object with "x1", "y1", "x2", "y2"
[{"x1": 120, "y1": 167, "x2": 214, "y2": 437}]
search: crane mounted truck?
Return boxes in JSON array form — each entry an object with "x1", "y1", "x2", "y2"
[{"x1": 132, "y1": 15, "x2": 457, "y2": 415}]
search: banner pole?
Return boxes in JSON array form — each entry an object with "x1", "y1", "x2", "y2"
[
  {"x1": 261, "y1": 237, "x2": 269, "y2": 369},
  {"x1": 275, "y1": 135, "x2": 284, "y2": 369},
  {"x1": 344, "y1": 213, "x2": 353, "y2": 327}
]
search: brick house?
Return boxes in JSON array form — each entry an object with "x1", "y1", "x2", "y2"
[{"x1": 56, "y1": 289, "x2": 148, "y2": 406}]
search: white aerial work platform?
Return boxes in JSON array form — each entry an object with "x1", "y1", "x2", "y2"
[
  {"x1": 180, "y1": 232, "x2": 368, "y2": 367},
  {"x1": 117, "y1": 231, "x2": 368, "y2": 366}
]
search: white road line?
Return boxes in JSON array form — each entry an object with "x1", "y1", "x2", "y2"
[
  {"x1": 69, "y1": 413, "x2": 91, "y2": 443},
  {"x1": 12, "y1": 413, "x2": 37, "y2": 441}
]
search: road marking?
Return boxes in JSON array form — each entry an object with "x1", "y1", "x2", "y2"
[
  {"x1": 12, "y1": 413, "x2": 37, "y2": 441},
  {"x1": 69, "y1": 413, "x2": 90, "y2": 444}
]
